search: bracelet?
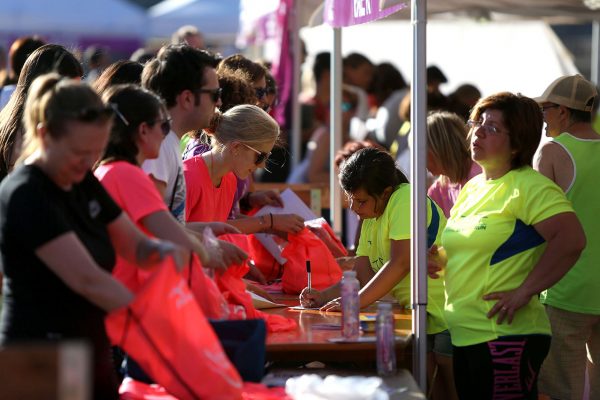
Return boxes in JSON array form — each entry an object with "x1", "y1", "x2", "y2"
[{"x1": 269, "y1": 213, "x2": 274, "y2": 229}]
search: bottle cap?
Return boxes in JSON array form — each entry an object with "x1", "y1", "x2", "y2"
[
  {"x1": 343, "y1": 270, "x2": 357, "y2": 278},
  {"x1": 377, "y1": 302, "x2": 392, "y2": 311}
]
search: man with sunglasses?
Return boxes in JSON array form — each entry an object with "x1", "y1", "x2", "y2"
[
  {"x1": 534, "y1": 75, "x2": 600, "y2": 400},
  {"x1": 140, "y1": 44, "x2": 222, "y2": 223}
]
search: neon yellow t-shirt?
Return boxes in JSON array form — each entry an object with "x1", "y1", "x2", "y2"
[
  {"x1": 356, "y1": 183, "x2": 447, "y2": 334},
  {"x1": 540, "y1": 133, "x2": 600, "y2": 314},
  {"x1": 442, "y1": 167, "x2": 574, "y2": 347}
]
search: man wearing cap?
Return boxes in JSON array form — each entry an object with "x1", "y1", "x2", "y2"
[{"x1": 535, "y1": 74, "x2": 600, "y2": 400}]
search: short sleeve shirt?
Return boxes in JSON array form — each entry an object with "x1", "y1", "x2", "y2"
[
  {"x1": 95, "y1": 161, "x2": 168, "y2": 292},
  {"x1": 356, "y1": 184, "x2": 447, "y2": 334},
  {"x1": 142, "y1": 131, "x2": 186, "y2": 223},
  {"x1": 0, "y1": 165, "x2": 121, "y2": 342},
  {"x1": 442, "y1": 167, "x2": 574, "y2": 346},
  {"x1": 183, "y1": 155, "x2": 237, "y2": 223}
]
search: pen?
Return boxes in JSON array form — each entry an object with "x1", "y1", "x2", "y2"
[{"x1": 306, "y1": 260, "x2": 312, "y2": 291}]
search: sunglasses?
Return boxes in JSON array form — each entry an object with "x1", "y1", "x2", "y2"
[
  {"x1": 110, "y1": 103, "x2": 171, "y2": 136},
  {"x1": 255, "y1": 87, "x2": 267, "y2": 100},
  {"x1": 241, "y1": 142, "x2": 271, "y2": 165},
  {"x1": 196, "y1": 87, "x2": 222, "y2": 103},
  {"x1": 341, "y1": 101, "x2": 355, "y2": 113},
  {"x1": 149, "y1": 117, "x2": 172, "y2": 136}
]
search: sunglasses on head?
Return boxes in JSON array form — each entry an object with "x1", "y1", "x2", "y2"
[
  {"x1": 241, "y1": 142, "x2": 271, "y2": 165},
  {"x1": 149, "y1": 117, "x2": 172, "y2": 136},
  {"x1": 65, "y1": 105, "x2": 114, "y2": 122},
  {"x1": 196, "y1": 87, "x2": 222, "y2": 103},
  {"x1": 109, "y1": 103, "x2": 171, "y2": 136}
]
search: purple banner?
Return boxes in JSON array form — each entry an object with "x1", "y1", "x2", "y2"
[
  {"x1": 272, "y1": 0, "x2": 293, "y2": 127},
  {"x1": 324, "y1": 0, "x2": 407, "y2": 27}
]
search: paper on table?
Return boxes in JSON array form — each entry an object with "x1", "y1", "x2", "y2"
[
  {"x1": 249, "y1": 291, "x2": 287, "y2": 309},
  {"x1": 328, "y1": 336, "x2": 377, "y2": 343},
  {"x1": 289, "y1": 305, "x2": 321, "y2": 311},
  {"x1": 253, "y1": 189, "x2": 318, "y2": 264}
]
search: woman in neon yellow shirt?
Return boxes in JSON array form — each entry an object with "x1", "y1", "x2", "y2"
[
  {"x1": 440, "y1": 92, "x2": 585, "y2": 399},
  {"x1": 301, "y1": 148, "x2": 456, "y2": 399}
]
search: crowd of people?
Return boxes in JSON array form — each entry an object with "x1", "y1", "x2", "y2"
[{"x1": 0, "y1": 27, "x2": 598, "y2": 400}]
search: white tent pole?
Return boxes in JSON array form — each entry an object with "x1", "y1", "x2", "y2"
[
  {"x1": 330, "y1": 28, "x2": 343, "y2": 236},
  {"x1": 291, "y1": 0, "x2": 302, "y2": 169},
  {"x1": 410, "y1": 0, "x2": 428, "y2": 392},
  {"x1": 591, "y1": 21, "x2": 600, "y2": 86}
]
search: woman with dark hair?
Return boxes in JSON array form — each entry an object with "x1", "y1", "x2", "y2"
[
  {"x1": 96, "y1": 84, "x2": 244, "y2": 287},
  {"x1": 218, "y1": 54, "x2": 268, "y2": 110},
  {"x1": 94, "y1": 84, "x2": 245, "y2": 383},
  {"x1": 368, "y1": 62, "x2": 408, "y2": 149},
  {"x1": 0, "y1": 74, "x2": 184, "y2": 399},
  {"x1": 93, "y1": 60, "x2": 143, "y2": 95},
  {"x1": 0, "y1": 44, "x2": 82, "y2": 181},
  {"x1": 300, "y1": 148, "x2": 453, "y2": 398},
  {"x1": 0, "y1": 35, "x2": 46, "y2": 94},
  {"x1": 440, "y1": 92, "x2": 585, "y2": 399}
]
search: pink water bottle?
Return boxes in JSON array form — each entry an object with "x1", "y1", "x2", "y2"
[
  {"x1": 341, "y1": 271, "x2": 360, "y2": 340},
  {"x1": 376, "y1": 302, "x2": 396, "y2": 376}
]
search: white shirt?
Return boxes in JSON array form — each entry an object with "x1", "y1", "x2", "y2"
[{"x1": 141, "y1": 131, "x2": 186, "y2": 223}]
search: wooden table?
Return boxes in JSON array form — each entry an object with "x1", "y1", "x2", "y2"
[{"x1": 262, "y1": 295, "x2": 413, "y2": 366}]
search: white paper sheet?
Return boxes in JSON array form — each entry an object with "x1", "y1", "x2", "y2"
[{"x1": 253, "y1": 189, "x2": 318, "y2": 264}]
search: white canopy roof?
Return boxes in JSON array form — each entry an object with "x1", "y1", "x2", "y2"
[
  {"x1": 302, "y1": 0, "x2": 600, "y2": 26},
  {"x1": 148, "y1": 0, "x2": 240, "y2": 43},
  {"x1": 0, "y1": 0, "x2": 148, "y2": 38},
  {"x1": 300, "y1": 19, "x2": 579, "y2": 98}
]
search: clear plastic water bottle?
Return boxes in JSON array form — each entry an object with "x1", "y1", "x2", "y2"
[
  {"x1": 376, "y1": 302, "x2": 396, "y2": 376},
  {"x1": 341, "y1": 270, "x2": 360, "y2": 340}
]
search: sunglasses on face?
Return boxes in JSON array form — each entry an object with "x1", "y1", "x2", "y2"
[
  {"x1": 341, "y1": 101, "x2": 355, "y2": 113},
  {"x1": 467, "y1": 119, "x2": 505, "y2": 135},
  {"x1": 255, "y1": 87, "x2": 267, "y2": 100},
  {"x1": 149, "y1": 117, "x2": 172, "y2": 136},
  {"x1": 196, "y1": 87, "x2": 222, "y2": 103},
  {"x1": 540, "y1": 104, "x2": 560, "y2": 113},
  {"x1": 241, "y1": 142, "x2": 271, "y2": 165}
]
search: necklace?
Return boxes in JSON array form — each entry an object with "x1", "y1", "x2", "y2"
[{"x1": 209, "y1": 150, "x2": 215, "y2": 186}]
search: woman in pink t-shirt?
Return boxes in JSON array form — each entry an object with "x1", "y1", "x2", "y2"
[
  {"x1": 184, "y1": 104, "x2": 305, "y2": 234},
  {"x1": 94, "y1": 85, "x2": 246, "y2": 292},
  {"x1": 426, "y1": 111, "x2": 481, "y2": 218}
]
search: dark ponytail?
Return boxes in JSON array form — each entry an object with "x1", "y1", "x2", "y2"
[{"x1": 339, "y1": 147, "x2": 408, "y2": 197}]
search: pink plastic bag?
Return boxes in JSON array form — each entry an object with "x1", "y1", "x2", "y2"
[
  {"x1": 105, "y1": 259, "x2": 243, "y2": 400},
  {"x1": 281, "y1": 228, "x2": 343, "y2": 294},
  {"x1": 181, "y1": 253, "x2": 229, "y2": 320}
]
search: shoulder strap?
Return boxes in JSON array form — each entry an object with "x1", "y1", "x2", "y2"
[{"x1": 169, "y1": 167, "x2": 180, "y2": 211}]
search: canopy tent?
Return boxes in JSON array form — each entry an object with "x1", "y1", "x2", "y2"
[
  {"x1": 303, "y1": 0, "x2": 600, "y2": 25},
  {"x1": 0, "y1": 0, "x2": 147, "y2": 54},
  {"x1": 247, "y1": 0, "x2": 600, "y2": 392},
  {"x1": 300, "y1": 19, "x2": 579, "y2": 97},
  {"x1": 148, "y1": 0, "x2": 240, "y2": 52}
]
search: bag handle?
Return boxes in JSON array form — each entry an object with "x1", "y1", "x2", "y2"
[
  {"x1": 187, "y1": 250, "x2": 194, "y2": 287},
  {"x1": 168, "y1": 167, "x2": 180, "y2": 212}
]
